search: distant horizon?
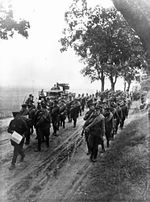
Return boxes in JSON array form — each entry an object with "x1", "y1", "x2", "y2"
[{"x1": 0, "y1": 78, "x2": 138, "y2": 94}]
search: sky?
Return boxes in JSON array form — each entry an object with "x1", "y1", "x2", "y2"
[{"x1": 0, "y1": 0, "x2": 127, "y2": 94}]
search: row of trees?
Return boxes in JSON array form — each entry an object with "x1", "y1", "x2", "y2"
[{"x1": 60, "y1": 0, "x2": 148, "y2": 91}]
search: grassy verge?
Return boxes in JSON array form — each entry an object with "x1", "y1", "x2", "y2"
[{"x1": 71, "y1": 114, "x2": 150, "y2": 202}]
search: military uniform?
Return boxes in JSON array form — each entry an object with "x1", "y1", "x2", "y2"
[
  {"x1": 35, "y1": 104, "x2": 51, "y2": 151},
  {"x1": 104, "y1": 109, "x2": 114, "y2": 147},
  {"x1": 8, "y1": 113, "x2": 29, "y2": 169},
  {"x1": 59, "y1": 104, "x2": 67, "y2": 128},
  {"x1": 120, "y1": 102, "x2": 128, "y2": 129},
  {"x1": 20, "y1": 104, "x2": 28, "y2": 116},
  {"x1": 114, "y1": 105, "x2": 123, "y2": 134},
  {"x1": 85, "y1": 109, "x2": 105, "y2": 162},
  {"x1": 83, "y1": 105, "x2": 95, "y2": 154},
  {"x1": 70, "y1": 101, "x2": 80, "y2": 128},
  {"x1": 51, "y1": 102, "x2": 60, "y2": 135}
]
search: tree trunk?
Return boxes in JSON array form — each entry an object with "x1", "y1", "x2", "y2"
[
  {"x1": 124, "y1": 79, "x2": 127, "y2": 92},
  {"x1": 111, "y1": 81, "x2": 115, "y2": 91},
  {"x1": 101, "y1": 75, "x2": 105, "y2": 92},
  {"x1": 109, "y1": 75, "x2": 117, "y2": 91},
  {"x1": 127, "y1": 80, "x2": 131, "y2": 92}
]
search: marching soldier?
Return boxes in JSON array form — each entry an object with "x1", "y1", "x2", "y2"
[
  {"x1": 114, "y1": 103, "x2": 123, "y2": 134},
  {"x1": 59, "y1": 100, "x2": 67, "y2": 128},
  {"x1": 120, "y1": 101, "x2": 128, "y2": 129},
  {"x1": 35, "y1": 102, "x2": 51, "y2": 152},
  {"x1": 51, "y1": 100, "x2": 60, "y2": 136},
  {"x1": 66, "y1": 101, "x2": 72, "y2": 123},
  {"x1": 70, "y1": 99, "x2": 80, "y2": 128},
  {"x1": 28, "y1": 104, "x2": 36, "y2": 135},
  {"x1": 82, "y1": 103, "x2": 95, "y2": 155},
  {"x1": 84, "y1": 106, "x2": 105, "y2": 162},
  {"x1": 81, "y1": 94, "x2": 86, "y2": 113},
  {"x1": 25, "y1": 94, "x2": 34, "y2": 106},
  {"x1": 20, "y1": 104, "x2": 28, "y2": 116},
  {"x1": 104, "y1": 107, "x2": 114, "y2": 148},
  {"x1": 8, "y1": 112, "x2": 29, "y2": 170}
]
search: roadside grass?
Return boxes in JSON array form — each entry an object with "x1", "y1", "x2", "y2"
[{"x1": 73, "y1": 115, "x2": 150, "y2": 202}]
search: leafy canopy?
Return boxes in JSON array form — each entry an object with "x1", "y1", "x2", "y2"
[
  {"x1": 0, "y1": 2, "x2": 30, "y2": 39},
  {"x1": 60, "y1": 0, "x2": 147, "y2": 89}
]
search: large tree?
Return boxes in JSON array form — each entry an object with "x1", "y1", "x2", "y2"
[
  {"x1": 0, "y1": 2, "x2": 30, "y2": 39},
  {"x1": 112, "y1": 0, "x2": 150, "y2": 71},
  {"x1": 60, "y1": 1, "x2": 110, "y2": 91},
  {"x1": 60, "y1": 0, "x2": 146, "y2": 91}
]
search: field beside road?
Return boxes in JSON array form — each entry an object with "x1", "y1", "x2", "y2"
[{"x1": 0, "y1": 86, "x2": 38, "y2": 119}]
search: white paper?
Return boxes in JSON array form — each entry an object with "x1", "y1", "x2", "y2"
[{"x1": 10, "y1": 131, "x2": 23, "y2": 144}]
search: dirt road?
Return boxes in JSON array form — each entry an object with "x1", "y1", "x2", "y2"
[
  {"x1": 0, "y1": 114, "x2": 87, "y2": 202},
  {"x1": 0, "y1": 103, "x2": 150, "y2": 202}
]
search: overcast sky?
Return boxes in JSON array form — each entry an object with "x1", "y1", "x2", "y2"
[{"x1": 0, "y1": 0, "x2": 126, "y2": 93}]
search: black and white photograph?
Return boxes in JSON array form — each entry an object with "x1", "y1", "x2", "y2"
[{"x1": 0, "y1": 0, "x2": 150, "y2": 201}]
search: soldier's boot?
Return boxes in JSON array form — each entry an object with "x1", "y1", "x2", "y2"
[
  {"x1": 73, "y1": 119, "x2": 77, "y2": 128},
  {"x1": 87, "y1": 150, "x2": 91, "y2": 155},
  {"x1": 9, "y1": 164, "x2": 15, "y2": 170},
  {"x1": 20, "y1": 154, "x2": 25, "y2": 162},
  {"x1": 90, "y1": 154, "x2": 97, "y2": 162}
]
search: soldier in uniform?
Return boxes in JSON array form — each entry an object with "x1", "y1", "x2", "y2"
[
  {"x1": 70, "y1": 99, "x2": 80, "y2": 128},
  {"x1": 20, "y1": 104, "x2": 28, "y2": 116},
  {"x1": 59, "y1": 100, "x2": 67, "y2": 128},
  {"x1": 85, "y1": 106, "x2": 105, "y2": 162},
  {"x1": 51, "y1": 100, "x2": 60, "y2": 136},
  {"x1": 114, "y1": 102, "x2": 123, "y2": 134},
  {"x1": 66, "y1": 101, "x2": 72, "y2": 123},
  {"x1": 120, "y1": 101, "x2": 128, "y2": 129},
  {"x1": 104, "y1": 107, "x2": 114, "y2": 148},
  {"x1": 81, "y1": 94, "x2": 86, "y2": 113},
  {"x1": 25, "y1": 94, "x2": 34, "y2": 106},
  {"x1": 7, "y1": 112, "x2": 29, "y2": 170},
  {"x1": 28, "y1": 104, "x2": 36, "y2": 135},
  {"x1": 82, "y1": 103, "x2": 95, "y2": 155},
  {"x1": 35, "y1": 102, "x2": 51, "y2": 151}
]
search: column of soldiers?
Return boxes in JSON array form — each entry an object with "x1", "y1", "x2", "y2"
[
  {"x1": 8, "y1": 90, "x2": 131, "y2": 169},
  {"x1": 7, "y1": 93, "x2": 86, "y2": 169},
  {"x1": 82, "y1": 90, "x2": 131, "y2": 162}
]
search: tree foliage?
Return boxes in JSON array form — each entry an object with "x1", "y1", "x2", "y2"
[
  {"x1": 0, "y1": 2, "x2": 30, "y2": 39},
  {"x1": 60, "y1": 0, "x2": 147, "y2": 91}
]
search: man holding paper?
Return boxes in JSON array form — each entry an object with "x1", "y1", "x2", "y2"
[{"x1": 7, "y1": 112, "x2": 29, "y2": 170}]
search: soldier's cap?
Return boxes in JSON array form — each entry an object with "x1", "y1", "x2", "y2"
[
  {"x1": 93, "y1": 102, "x2": 97, "y2": 106},
  {"x1": 88, "y1": 102, "x2": 94, "y2": 106},
  {"x1": 120, "y1": 101, "x2": 124, "y2": 106},
  {"x1": 105, "y1": 107, "x2": 111, "y2": 111},
  {"x1": 41, "y1": 101, "x2": 47, "y2": 107},
  {"x1": 111, "y1": 102, "x2": 117, "y2": 107},
  {"x1": 12, "y1": 111, "x2": 20, "y2": 117},
  {"x1": 95, "y1": 105, "x2": 102, "y2": 110},
  {"x1": 22, "y1": 104, "x2": 27, "y2": 108}
]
